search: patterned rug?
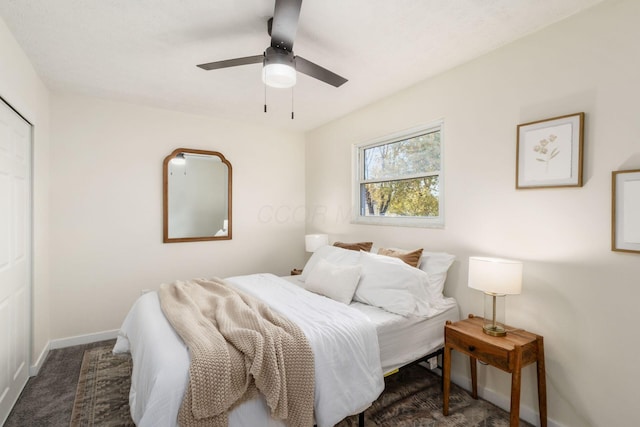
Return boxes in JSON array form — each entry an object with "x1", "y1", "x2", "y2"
[
  {"x1": 70, "y1": 345, "x2": 135, "y2": 427},
  {"x1": 336, "y1": 367, "x2": 532, "y2": 427},
  {"x1": 70, "y1": 346, "x2": 530, "y2": 426}
]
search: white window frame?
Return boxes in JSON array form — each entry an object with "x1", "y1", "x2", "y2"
[{"x1": 351, "y1": 120, "x2": 445, "y2": 228}]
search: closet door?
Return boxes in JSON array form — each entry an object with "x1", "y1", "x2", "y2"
[{"x1": 0, "y1": 99, "x2": 32, "y2": 425}]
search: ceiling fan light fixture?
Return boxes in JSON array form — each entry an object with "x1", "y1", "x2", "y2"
[
  {"x1": 263, "y1": 63, "x2": 296, "y2": 88},
  {"x1": 262, "y1": 48, "x2": 297, "y2": 88}
]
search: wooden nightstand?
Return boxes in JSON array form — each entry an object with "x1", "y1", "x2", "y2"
[
  {"x1": 290, "y1": 268, "x2": 302, "y2": 276},
  {"x1": 443, "y1": 314, "x2": 547, "y2": 427}
]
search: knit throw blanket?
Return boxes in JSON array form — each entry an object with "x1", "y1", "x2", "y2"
[{"x1": 159, "y1": 278, "x2": 315, "y2": 427}]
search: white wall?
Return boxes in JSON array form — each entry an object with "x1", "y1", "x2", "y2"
[
  {"x1": 0, "y1": 16, "x2": 51, "y2": 366},
  {"x1": 3, "y1": 0, "x2": 638, "y2": 423},
  {"x1": 305, "y1": 0, "x2": 640, "y2": 425},
  {"x1": 49, "y1": 94, "x2": 306, "y2": 340}
]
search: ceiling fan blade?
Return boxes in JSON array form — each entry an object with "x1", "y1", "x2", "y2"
[
  {"x1": 270, "y1": 0, "x2": 302, "y2": 52},
  {"x1": 197, "y1": 55, "x2": 264, "y2": 71},
  {"x1": 295, "y1": 56, "x2": 348, "y2": 87}
]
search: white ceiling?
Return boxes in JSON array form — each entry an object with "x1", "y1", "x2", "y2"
[{"x1": 0, "y1": 0, "x2": 604, "y2": 132}]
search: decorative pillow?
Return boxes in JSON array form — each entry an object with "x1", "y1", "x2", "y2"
[
  {"x1": 418, "y1": 252, "x2": 456, "y2": 300},
  {"x1": 304, "y1": 258, "x2": 362, "y2": 305},
  {"x1": 333, "y1": 241, "x2": 373, "y2": 252},
  {"x1": 377, "y1": 247, "x2": 423, "y2": 268},
  {"x1": 300, "y1": 245, "x2": 362, "y2": 281},
  {"x1": 354, "y1": 251, "x2": 432, "y2": 317}
]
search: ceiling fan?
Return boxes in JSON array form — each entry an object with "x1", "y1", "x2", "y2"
[{"x1": 196, "y1": 0, "x2": 347, "y2": 89}]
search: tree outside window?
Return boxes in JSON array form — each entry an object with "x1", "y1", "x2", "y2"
[{"x1": 355, "y1": 122, "x2": 443, "y2": 227}]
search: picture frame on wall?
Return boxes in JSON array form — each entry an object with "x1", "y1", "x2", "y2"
[
  {"x1": 612, "y1": 169, "x2": 640, "y2": 254},
  {"x1": 516, "y1": 112, "x2": 585, "y2": 189}
]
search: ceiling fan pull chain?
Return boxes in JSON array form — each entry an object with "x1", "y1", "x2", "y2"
[
  {"x1": 264, "y1": 68, "x2": 268, "y2": 113},
  {"x1": 291, "y1": 86, "x2": 294, "y2": 120}
]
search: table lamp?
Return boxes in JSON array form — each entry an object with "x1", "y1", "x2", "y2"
[
  {"x1": 304, "y1": 234, "x2": 329, "y2": 252},
  {"x1": 468, "y1": 256, "x2": 523, "y2": 337}
]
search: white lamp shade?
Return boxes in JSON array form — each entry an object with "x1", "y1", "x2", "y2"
[
  {"x1": 262, "y1": 63, "x2": 296, "y2": 88},
  {"x1": 305, "y1": 234, "x2": 329, "y2": 252},
  {"x1": 468, "y1": 256, "x2": 523, "y2": 295}
]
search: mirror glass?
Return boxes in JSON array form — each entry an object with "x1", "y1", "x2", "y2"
[{"x1": 163, "y1": 148, "x2": 232, "y2": 242}]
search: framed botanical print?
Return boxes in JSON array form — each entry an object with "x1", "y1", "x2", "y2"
[{"x1": 516, "y1": 112, "x2": 584, "y2": 189}]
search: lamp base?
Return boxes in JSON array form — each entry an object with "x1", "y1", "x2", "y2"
[
  {"x1": 482, "y1": 323, "x2": 507, "y2": 337},
  {"x1": 482, "y1": 292, "x2": 507, "y2": 337}
]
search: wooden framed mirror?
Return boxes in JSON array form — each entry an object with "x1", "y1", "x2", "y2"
[{"x1": 163, "y1": 148, "x2": 232, "y2": 243}]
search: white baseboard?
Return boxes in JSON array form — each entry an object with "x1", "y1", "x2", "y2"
[
  {"x1": 49, "y1": 329, "x2": 119, "y2": 350},
  {"x1": 28, "y1": 330, "x2": 119, "y2": 377},
  {"x1": 450, "y1": 371, "x2": 565, "y2": 427},
  {"x1": 29, "y1": 342, "x2": 50, "y2": 376}
]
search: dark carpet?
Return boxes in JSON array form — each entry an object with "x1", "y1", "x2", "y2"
[
  {"x1": 6, "y1": 341, "x2": 531, "y2": 426},
  {"x1": 4, "y1": 340, "x2": 116, "y2": 427}
]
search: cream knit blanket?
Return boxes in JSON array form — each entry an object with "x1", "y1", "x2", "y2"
[{"x1": 159, "y1": 278, "x2": 315, "y2": 427}]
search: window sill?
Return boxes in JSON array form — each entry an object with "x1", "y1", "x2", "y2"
[{"x1": 351, "y1": 216, "x2": 444, "y2": 229}]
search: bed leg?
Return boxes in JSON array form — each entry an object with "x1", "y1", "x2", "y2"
[
  {"x1": 359, "y1": 411, "x2": 365, "y2": 427},
  {"x1": 437, "y1": 348, "x2": 444, "y2": 391}
]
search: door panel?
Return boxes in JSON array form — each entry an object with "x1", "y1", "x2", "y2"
[
  {"x1": 0, "y1": 99, "x2": 32, "y2": 424},
  {"x1": 0, "y1": 172, "x2": 8, "y2": 270},
  {"x1": 0, "y1": 298, "x2": 9, "y2": 403}
]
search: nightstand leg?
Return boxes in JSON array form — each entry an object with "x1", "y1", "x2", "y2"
[
  {"x1": 470, "y1": 356, "x2": 478, "y2": 399},
  {"x1": 537, "y1": 337, "x2": 548, "y2": 427},
  {"x1": 510, "y1": 345, "x2": 523, "y2": 426},
  {"x1": 443, "y1": 344, "x2": 451, "y2": 416}
]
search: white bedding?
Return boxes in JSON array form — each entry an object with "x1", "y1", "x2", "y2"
[
  {"x1": 114, "y1": 273, "x2": 384, "y2": 427},
  {"x1": 350, "y1": 301, "x2": 459, "y2": 373},
  {"x1": 282, "y1": 275, "x2": 460, "y2": 374}
]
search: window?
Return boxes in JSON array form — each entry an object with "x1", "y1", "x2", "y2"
[{"x1": 353, "y1": 121, "x2": 444, "y2": 227}]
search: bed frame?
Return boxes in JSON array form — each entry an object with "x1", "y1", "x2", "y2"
[{"x1": 356, "y1": 346, "x2": 445, "y2": 426}]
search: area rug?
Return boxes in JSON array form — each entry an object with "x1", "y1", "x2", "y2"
[
  {"x1": 70, "y1": 345, "x2": 135, "y2": 427},
  {"x1": 69, "y1": 346, "x2": 530, "y2": 427},
  {"x1": 335, "y1": 366, "x2": 533, "y2": 427}
]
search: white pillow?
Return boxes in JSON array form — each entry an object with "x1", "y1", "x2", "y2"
[
  {"x1": 304, "y1": 258, "x2": 362, "y2": 305},
  {"x1": 355, "y1": 251, "x2": 432, "y2": 317},
  {"x1": 300, "y1": 245, "x2": 361, "y2": 281},
  {"x1": 419, "y1": 252, "x2": 455, "y2": 299}
]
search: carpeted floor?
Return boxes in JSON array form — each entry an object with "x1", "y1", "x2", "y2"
[
  {"x1": 4, "y1": 340, "x2": 116, "y2": 427},
  {"x1": 335, "y1": 366, "x2": 533, "y2": 427},
  {"x1": 6, "y1": 341, "x2": 532, "y2": 426}
]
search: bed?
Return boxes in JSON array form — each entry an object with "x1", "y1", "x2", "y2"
[{"x1": 114, "y1": 245, "x2": 459, "y2": 427}]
